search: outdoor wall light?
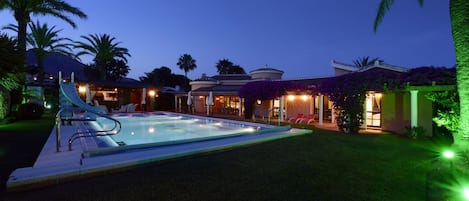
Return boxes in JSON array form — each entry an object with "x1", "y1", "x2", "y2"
[
  {"x1": 78, "y1": 86, "x2": 86, "y2": 93},
  {"x1": 114, "y1": 88, "x2": 118, "y2": 91},
  {"x1": 302, "y1": 95, "x2": 308, "y2": 101},
  {"x1": 288, "y1": 95, "x2": 295, "y2": 101},
  {"x1": 33, "y1": 77, "x2": 37, "y2": 81},
  {"x1": 148, "y1": 90, "x2": 156, "y2": 97},
  {"x1": 375, "y1": 93, "x2": 382, "y2": 98},
  {"x1": 49, "y1": 75, "x2": 54, "y2": 80},
  {"x1": 257, "y1": 100, "x2": 262, "y2": 105}
]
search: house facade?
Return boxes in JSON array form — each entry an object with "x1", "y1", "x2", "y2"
[{"x1": 176, "y1": 61, "x2": 455, "y2": 136}]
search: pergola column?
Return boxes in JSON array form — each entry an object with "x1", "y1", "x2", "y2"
[
  {"x1": 309, "y1": 96, "x2": 313, "y2": 116},
  {"x1": 361, "y1": 95, "x2": 367, "y2": 129},
  {"x1": 410, "y1": 90, "x2": 419, "y2": 128},
  {"x1": 279, "y1": 96, "x2": 284, "y2": 122},
  {"x1": 238, "y1": 98, "x2": 243, "y2": 117},
  {"x1": 174, "y1": 96, "x2": 178, "y2": 112},
  {"x1": 319, "y1": 94, "x2": 324, "y2": 125}
]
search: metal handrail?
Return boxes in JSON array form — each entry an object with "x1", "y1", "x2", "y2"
[{"x1": 55, "y1": 108, "x2": 122, "y2": 151}]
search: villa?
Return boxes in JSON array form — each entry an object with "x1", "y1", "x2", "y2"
[
  {"x1": 24, "y1": 51, "x2": 456, "y2": 136},
  {"x1": 174, "y1": 60, "x2": 456, "y2": 136}
]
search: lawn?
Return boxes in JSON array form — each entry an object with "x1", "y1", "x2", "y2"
[
  {"x1": 1, "y1": 115, "x2": 437, "y2": 201},
  {"x1": 0, "y1": 113, "x2": 55, "y2": 193}
]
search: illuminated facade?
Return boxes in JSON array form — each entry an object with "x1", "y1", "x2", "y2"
[{"x1": 177, "y1": 61, "x2": 455, "y2": 136}]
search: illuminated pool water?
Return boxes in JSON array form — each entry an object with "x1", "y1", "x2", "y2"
[{"x1": 86, "y1": 112, "x2": 289, "y2": 152}]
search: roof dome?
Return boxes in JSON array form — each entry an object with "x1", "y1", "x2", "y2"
[{"x1": 249, "y1": 67, "x2": 284, "y2": 80}]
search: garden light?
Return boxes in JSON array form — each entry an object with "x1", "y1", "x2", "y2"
[
  {"x1": 463, "y1": 188, "x2": 469, "y2": 200},
  {"x1": 443, "y1": 150, "x2": 455, "y2": 159}
]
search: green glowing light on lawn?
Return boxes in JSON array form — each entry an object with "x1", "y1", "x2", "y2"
[
  {"x1": 464, "y1": 188, "x2": 469, "y2": 200},
  {"x1": 443, "y1": 150, "x2": 455, "y2": 159}
]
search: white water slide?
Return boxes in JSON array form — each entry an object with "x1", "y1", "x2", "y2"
[{"x1": 59, "y1": 83, "x2": 107, "y2": 114}]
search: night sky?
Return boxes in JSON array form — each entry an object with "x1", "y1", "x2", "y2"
[{"x1": 0, "y1": 0, "x2": 456, "y2": 80}]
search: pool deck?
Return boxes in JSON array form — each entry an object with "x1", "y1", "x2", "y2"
[{"x1": 7, "y1": 118, "x2": 311, "y2": 192}]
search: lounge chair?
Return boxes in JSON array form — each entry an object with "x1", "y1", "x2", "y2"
[
  {"x1": 298, "y1": 114, "x2": 315, "y2": 125},
  {"x1": 288, "y1": 114, "x2": 304, "y2": 123},
  {"x1": 93, "y1": 100, "x2": 109, "y2": 113},
  {"x1": 126, "y1": 103, "x2": 136, "y2": 113},
  {"x1": 112, "y1": 104, "x2": 128, "y2": 113}
]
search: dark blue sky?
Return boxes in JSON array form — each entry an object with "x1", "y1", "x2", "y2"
[{"x1": 0, "y1": 0, "x2": 455, "y2": 80}]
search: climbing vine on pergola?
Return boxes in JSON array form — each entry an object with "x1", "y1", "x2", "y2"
[
  {"x1": 239, "y1": 80, "x2": 309, "y2": 119},
  {"x1": 318, "y1": 67, "x2": 456, "y2": 134}
]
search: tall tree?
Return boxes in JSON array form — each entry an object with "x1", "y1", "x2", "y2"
[
  {"x1": 0, "y1": 0, "x2": 87, "y2": 61},
  {"x1": 374, "y1": 0, "x2": 469, "y2": 149},
  {"x1": 177, "y1": 53, "x2": 197, "y2": 79},
  {"x1": 104, "y1": 59, "x2": 130, "y2": 81},
  {"x1": 20, "y1": 21, "x2": 73, "y2": 84},
  {"x1": 216, "y1": 58, "x2": 246, "y2": 74},
  {"x1": 140, "y1": 66, "x2": 190, "y2": 90},
  {"x1": 74, "y1": 33, "x2": 130, "y2": 80},
  {"x1": 0, "y1": 33, "x2": 23, "y2": 118},
  {"x1": 216, "y1": 58, "x2": 234, "y2": 74}
]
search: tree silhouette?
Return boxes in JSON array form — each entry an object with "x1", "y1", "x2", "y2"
[{"x1": 177, "y1": 53, "x2": 197, "y2": 82}]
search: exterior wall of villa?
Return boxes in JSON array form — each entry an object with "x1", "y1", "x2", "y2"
[
  {"x1": 193, "y1": 96, "x2": 206, "y2": 113},
  {"x1": 190, "y1": 81, "x2": 217, "y2": 90},
  {"x1": 250, "y1": 69, "x2": 283, "y2": 80},
  {"x1": 381, "y1": 92, "x2": 409, "y2": 133},
  {"x1": 334, "y1": 68, "x2": 352, "y2": 76},
  {"x1": 417, "y1": 91, "x2": 434, "y2": 136},
  {"x1": 381, "y1": 91, "x2": 434, "y2": 136},
  {"x1": 284, "y1": 95, "x2": 313, "y2": 120}
]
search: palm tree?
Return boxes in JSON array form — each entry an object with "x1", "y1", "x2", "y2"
[
  {"x1": 177, "y1": 53, "x2": 197, "y2": 79},
  {"x1": 374, "y1": 0, "x2": 469, "y2": 148},
  {"x1": 74, "y1": 34, "x2": 130, "y2": 80},
  {"x1": 26, "y1": 21, "x2": 73, "y2": 84},
  {"x1": 352, "y1": 56, "x2": 382, "y2": 70},
  {"x1": 216, "y1": 58, "x2": 234, "y2": 74},
  {"x1": 0, "y1": 0, "x2": 87, "y2": 60},
  {"x1": 216, "y1": 58, "x2": 246, "y2": 74}
]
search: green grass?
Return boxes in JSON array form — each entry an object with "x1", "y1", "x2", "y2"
[
  {"x1": 0, "y1": 113, "x2": 55, "y2": 193},
  {"x1": 2, "y1": 120, "x2": 436, "y2": 201}
]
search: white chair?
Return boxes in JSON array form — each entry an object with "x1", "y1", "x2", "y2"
[
  {"x1": 93, "y1": 100, "x2": 109, "y2": 113},
  {"x1": 126, "y1": 104, "x2": 136, "y2": 113},
  {"x1": 112, "y1": 104, "x2": 128, "y2": 113}
]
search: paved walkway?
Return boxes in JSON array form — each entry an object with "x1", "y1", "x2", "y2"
[{"x1": 189, "y1": 112, "x2": 390, "y2": 134}]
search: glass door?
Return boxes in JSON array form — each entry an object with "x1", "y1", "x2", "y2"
[{"x1": 366, "y1": 93, "x2": 382, "y2": 127}]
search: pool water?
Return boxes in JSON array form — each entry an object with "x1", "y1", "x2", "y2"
[{"x1": 88, "y1": 113, "x2": 283, "y2": 148}]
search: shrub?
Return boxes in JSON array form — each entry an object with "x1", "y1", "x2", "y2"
[{"x1": 16, "y1": 102, "x2": 44, "y2": 120}]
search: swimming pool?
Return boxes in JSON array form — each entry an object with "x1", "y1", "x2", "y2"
[
  {"x1": 7, "y1": 112, "x2": 311, "y2": 191},
  {"x1": 82, "y1": 112, "x2": 290, "y2": 156}
]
